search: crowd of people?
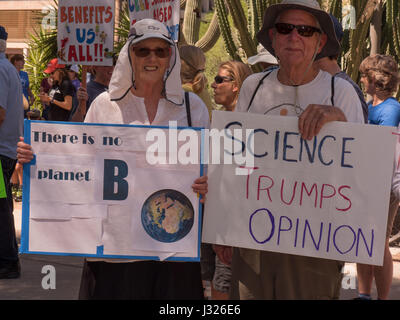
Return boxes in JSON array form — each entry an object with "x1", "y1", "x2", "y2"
[{"x1": 1, "y1": 0, "x2": 400, "y2": 300}]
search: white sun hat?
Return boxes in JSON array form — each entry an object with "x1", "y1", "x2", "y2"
[
  {"x1": 247, "y1": 44, "x2": 278, "y2": 65},
  {"x1": 109, "y1": 19, "x2": 183, "y2": 105}
]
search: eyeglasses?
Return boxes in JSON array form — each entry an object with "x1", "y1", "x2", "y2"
[
  {"x1": 275, "y1": 23, "x2": 322, "y2": 37},
  {"x1": 131, "y1": 46, "x2": 170, "y2": 58},
  {"x1": 214, "y1": 75, "x2": 234, "y2": 84}
]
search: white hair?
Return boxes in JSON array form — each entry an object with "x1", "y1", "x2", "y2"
[{"x1": 0, "y1": 39, "x2": 6, "y2": 53}]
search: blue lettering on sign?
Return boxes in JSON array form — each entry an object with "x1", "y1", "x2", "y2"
[
  {"x1": 341, "y1": 137, "x2": 355, "y2": 168},
  {"x1": 76, "y1": 28, "x2": 96, "y2": 44},
  {"x1": 248, "y1": 208, "x2": 374, "y2": 258},
  {"x1": 249, "y1": 208, "x2": 275, "y2": 244},
  {"x1": 166, "y1": 24, "x2": 179, "y2": 42},
  {"x1": 103, "y1": 159, "x2": 129, "y2": 200},
  {"x1": 218, "y1": 121, "x2": 355, "y2": 168}
]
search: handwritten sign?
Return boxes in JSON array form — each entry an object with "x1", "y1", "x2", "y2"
[
  {"x1": 128, "y1": 0, "x2": 180, "y2": 41},
  {"x1": 202, "y1": 111, "x2": 396, "y2": 266},
  {"x1": 57, "y1": 0, "x2": 115, "y2": 65},
  {"x1": 20, "y1": 120, "x2": 203, "y2": 261}
]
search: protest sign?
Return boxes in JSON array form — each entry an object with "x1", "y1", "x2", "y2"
[
  {"x1": 20, "y1": 120, "x2": 203, "y2": 261},
  {"x1": 0, "y1": 162, "x2": 6, "y2": 199},
  {"x1": 57, "y1": 0, "x2": 115, "y2": 65},
  {"x1": 128, "y1": 0, "x2": 180, "y2": 41},
  {"x1": 202, "y1": 111, "x2": 397, "y2": 266}
]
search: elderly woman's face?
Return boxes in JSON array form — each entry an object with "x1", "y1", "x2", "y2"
[{"x1": 130, "y1": 38, "x2": 171, "y2": 85}]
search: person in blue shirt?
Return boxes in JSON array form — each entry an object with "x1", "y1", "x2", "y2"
[
  {"x1": 356, "y1": 53, "x2": 400, "y2": 300},
  {"x1": 0, "y1": 26, "x2": 23, "y2": 279},
  {"x1": 360, "y1": 54, "x2": 400, "y2": 126},
  {"x1": 10, "y1": 54, "x2": 35, "y2": 117}
]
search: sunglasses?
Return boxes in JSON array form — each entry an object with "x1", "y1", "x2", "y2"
[
  {"x1": 214, "y1": 75, "x2": 233, "y2": 84},
  {"x1": 275, "y1": 23, "x2": 322, "y2": 37},
  {"x1": 131, "y1": 46, "x2": 170, "y2": 58}
]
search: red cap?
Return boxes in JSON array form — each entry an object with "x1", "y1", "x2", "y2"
[{"x1": 44, "y1": 58, "x2": 65, "y2": 74}]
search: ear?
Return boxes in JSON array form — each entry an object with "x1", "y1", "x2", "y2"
[
  {"x1": 268, "y1": 28, "x2": 275, "y2": 44},
  {"x1": 318, "y1": 33, "x2": 328, "y2": 54}
]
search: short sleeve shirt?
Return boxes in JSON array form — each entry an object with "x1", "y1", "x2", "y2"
[
  {"x1": 48, "y1": 79, "x2": 75, "y2": 121},
  {"x1": 0, "y1": 53, "x2": 24, "y2": 159}
]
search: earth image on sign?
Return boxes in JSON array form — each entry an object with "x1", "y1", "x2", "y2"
[{"x1": 141, "y1": 189, "x2": 195, "y2": 243}]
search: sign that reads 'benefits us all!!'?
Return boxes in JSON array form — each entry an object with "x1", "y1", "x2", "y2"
[
  {"x1": 20, "y1": 121, "x2": 203, "y2": 262},
  {"x1": 202, "y1": 111, "x2": 397, "y2": 266},
  {"x1": 57, "y1": 0, "x2": 115, "y2": 66}
]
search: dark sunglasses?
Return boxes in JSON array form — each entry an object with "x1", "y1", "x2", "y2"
[
  {"x1": 275, "y1": 23, "x2": 321, "y2": 37},
  {"x1": 214, "y1": 75, "x2": 233, "y2": 84},
  {"x1": 131, "y1": 46, "x2": 170, "y2": 58}
]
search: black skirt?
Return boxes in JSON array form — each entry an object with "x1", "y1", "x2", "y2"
[{"x1": 78, "y1": 259, "x2": 204, "y2": 300}]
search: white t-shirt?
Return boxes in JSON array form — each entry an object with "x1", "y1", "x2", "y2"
[
  {"x1": 236, "y1": 69, "x2": 364, "y2": 124},
  {"x1": 85, "y1": 89, "x2": 209, "y2": 128}
]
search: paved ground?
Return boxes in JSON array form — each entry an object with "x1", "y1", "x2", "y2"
[{"x1": 4, "y1": 200, "x2": 400, "y2": 300}]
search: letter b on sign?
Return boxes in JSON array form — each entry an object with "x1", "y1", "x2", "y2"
[{"x1": 103, "y1": 159, "x2": 129, "y2": 200}]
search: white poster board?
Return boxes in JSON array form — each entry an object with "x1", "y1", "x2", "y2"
[
  {"x1": 202, "y1": 111, "x2": 397, "y2": 266},
  {"x1": 128, "y1": 0, "x2": 180, "y2": 41},
  {"x1": 57, "y1": 0, "x2": 115, "y2": 66},
  {"x1": 20, "y1": 121, "x2": 203, "y2": 262}
]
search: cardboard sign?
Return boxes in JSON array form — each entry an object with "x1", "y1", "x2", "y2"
[
  {"x1": 202, "y1": 111, "x2": 397, "y2": 266},
  {"x1": 20, "y1": 120, "x2": 203, "y2": 261},
  {"x1": 128, "y1": 0, "x2": 180, "y2": 41},
  {"x1": 57, "y1": 0, "x2": 115, "y2": 65}
]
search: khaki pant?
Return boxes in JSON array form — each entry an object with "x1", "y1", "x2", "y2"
[
  {"x1": 230, "y1": 248, "x2": 343, "y2": 300},
  {"x1": 386, "y1": 192, "x2": 399, "y2": 238}
]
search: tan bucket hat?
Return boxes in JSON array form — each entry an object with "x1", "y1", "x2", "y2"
[{"x1": 256, "y1": 0, "x2": 340, "y2": 61}]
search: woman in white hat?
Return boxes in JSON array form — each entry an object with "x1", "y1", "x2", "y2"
[{"x1": 17, "y1": 19, "x2": 209, "y2": 300}]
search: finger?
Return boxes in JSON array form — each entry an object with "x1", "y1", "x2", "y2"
[
  {"x1": 298, "y1": 105, "x2": 314, "y2": 139},
  {"x1": 306, "y1": 109, "x2": 323, "y2": 140},
  {"x1": 193, "y1": 175, "x2": 208, "y2": 184},
  {"x1": 300, "y1": 111, "x2": 315, "y2": 140}
]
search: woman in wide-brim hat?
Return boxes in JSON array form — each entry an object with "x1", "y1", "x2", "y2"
[{"x1": 17, "y1": 18, "x2": 210, "y2": 300}]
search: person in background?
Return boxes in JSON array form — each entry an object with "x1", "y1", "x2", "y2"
[
  {"x1": 39, "y1": 58, "x2": 73, "y2": 122},
  {"x1": 247, "y1": 43, "x2": 278, "y2": 71},
  {"x1": 10, "y1": 54, "x2": 35, "y2": 117},
  {"x1": 211, "y1": 61, "x2": 252, "y2": 112},
  {"x1": 0, "y1": 25, "x2": 23, "y2": 279},
  {"x1": 10, "y1": 54, "x2": 32, "y2": 202},
  {"x1": 26, "y1": 108, "x2": 42, "y2": 121},
  {"x1": 17, "y1": 18, "x2": 209, "y2": 300},
  {"x1": 314, "y1": 14, "x2": 368, "y2": 123},
  {"x1": 40, "y1": 75, "x2": 53, "y2": 120},
  {"x1": 355, "y1": 53, "x2": 400, "y2": 300},
  {"x1": 71, "y1": 63, "x2": 115, "y2": 122},
  {"x1": 179, "y1": 45, "x2": 214, "y2": 119},
  {"x1": 178, "y1": 44, "x2": 214, "y2": 298},
  {"x1": 68, "y1": 64, "x2": 81, "y2": 92},
  {"x1": 211, "y1": 60, "x2": 252, "y2": 300}
]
